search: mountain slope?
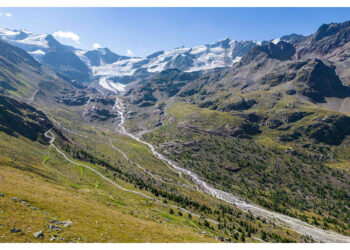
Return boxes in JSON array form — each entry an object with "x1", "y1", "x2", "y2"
[
  {"x1": 0, "y1": 38, "x2": 80, "y2": 108},
  {"x1": 0, "y1": 96, "x2": 218, "y2": 242},
  {"x1": 121, "y1": 21, "x2": 350, "y2": 239},
  {"x1": 0, "y1": 27, "x2": 90, "y2": 82},
  {"x1": 0, "y1": 94, "x2": 52, "y2": 142},
  {"x1": 0, "y1": 39, "x2": 48, "y2": 99},
  {"x1": 75, "y1": 48, "x2": 131, "y2": 67}
]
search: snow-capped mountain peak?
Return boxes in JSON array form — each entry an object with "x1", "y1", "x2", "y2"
[
  {"x1": 93, "y1": 38, "x2": 260, "y2": 78},
  {"x1": 74, "y1": 47, "x2": 132, "y2": 67},
  {"x1": 0, "y1": 27, "x2": 53, "y2": 60}
]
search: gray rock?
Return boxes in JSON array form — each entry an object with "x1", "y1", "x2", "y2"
[
  {"x1": 48, "y1": 224, "x2": 62, "y2": 231},
  {"x1": 0, "y1": 193, "x2": 4, "y2": 197},
  {"x1": 286, "y1": 89, "x2": 296, "y2": 95},
  {"x1": 267, "y1": 119, "x2": 283, "y2": 129},
  {"x1": 10, "y1": 197, "x2": 19, "y2": 202},
  {"x1": 62, "y1": 220, "x2": 72, "y2": 227},
  {"x1": 21, "y1": 201, "x2": 30, "y2": 206},
  {"x1": 34, "y1": 230, "x2": 44, "y2": 238},
  {"x1": 221, "y1": 98, "x2": 257, "y2": 111}
]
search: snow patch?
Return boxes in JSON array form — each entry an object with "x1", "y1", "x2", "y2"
[
  {"x1": 29, "y1": 49, "x2": 46, "y2": 55},
  {"x1": 272, "y1": 38, "x2": 281, "y2": 44},
  {"x1": 74, "y1": 50, "x2": 91, "y2": 67},
  {"x1": 99, "y1": 77, "x2": 126, "y2": 93}
]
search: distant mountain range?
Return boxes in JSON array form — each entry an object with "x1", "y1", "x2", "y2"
[{"x1": 0, "y1": 26, "x2": 306, "y2": 88}]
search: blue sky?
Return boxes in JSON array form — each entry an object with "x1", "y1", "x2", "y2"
[{"x1": 1, "y1": 8, "x2": 350, "y2": 57}]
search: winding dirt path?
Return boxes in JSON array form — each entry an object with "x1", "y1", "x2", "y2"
[{"x1": 43, "y1": 129, "x2": 218, "y2": 226}]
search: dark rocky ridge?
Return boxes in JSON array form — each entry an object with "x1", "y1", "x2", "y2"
[
  {"x1": 0, "y1": 94, "x2": 52, "y2": 143},
  {"x1": 240, "y1": 41, "x2": 296, "y2": 65},
  {"x1": 297, "y1": 21, "x2": 350, "y2": 57},
  {"x1": 84, "y1": 48, "x2": 130, "y2": 67},
  {"x1": 259, "y1": 59, "x2": 350, "y2": 102},
  {"x1": 126, "y1": 69, "x2": 202, "y2": 107}
]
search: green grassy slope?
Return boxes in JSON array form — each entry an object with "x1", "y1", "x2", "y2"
[
  {"x1": 142, "y1": 100, "x2": 350, "y2": 236},
  {"x1": 0, "y1": 131, "x2": 222, "y2": 243}
]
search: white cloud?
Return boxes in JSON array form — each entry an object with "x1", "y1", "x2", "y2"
[
  {"x1": 53, "y1": 31, "x2": 80, "y2": 42},
  {"x1": 93, "y1": 43, "x2": 102, "y2": 49},
  {"x1": 126, "y1": 49, "x2": 134, "y2": 56},
  {"x1": 5, "y1": 13, "x2": 12, "y2": 18}
]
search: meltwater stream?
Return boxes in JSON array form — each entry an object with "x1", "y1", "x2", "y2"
[{"x1": 112, "y1": 96, "x2": 350, "y2": 243}]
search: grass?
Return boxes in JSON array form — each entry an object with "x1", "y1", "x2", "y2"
[
  {"x1": 0, "y1": 132, "x2": 220, "y2": 242},
  {"x1": 142, "y1": 100, "x2": 350, "y2": 237},
  {"x1": 0, "y1": 96, "x2": 307, "y2": 242}
]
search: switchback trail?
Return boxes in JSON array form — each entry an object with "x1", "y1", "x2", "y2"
[
  {"x1": 50, "y1": 117, "x2": 191, "y2": 187},
  {"x1": 43, "y1": 129, "x2": 218, "y2": 226}
]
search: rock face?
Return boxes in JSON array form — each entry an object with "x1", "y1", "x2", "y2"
[
  {"x1": 0, "y1": 94, "x2": 53, "y2": 142},
  {"x1": 42, "y1": 47, "x2": 91, "y2": 82},
  {"x1": 241, "y1": 41, "x2": 295, "y2": 65},
  {"x1": 221, "y1": 98, "x2": 257, "y2": 111},
  {"x1": 127, "y1": 69, "x2": 202, "y2": 107},
  {"x1": 297, "y1": 21, "x2": 350, "y2": 56},
  {"x1": 267, "y1": 119, "x2": 283, "y2": 129},
  {"x1": 307, "y1": 115, "x2": 350, "y2": 145},
  {"x1": 61, "y1": 93, "x2": 90, "y2": 106},
  {"x1": 295, "y1": 59, "x2": 350, "y2": 102},
  {"x1": 259, "y1": 59, "x2": 350, "y2": 102},
  {"x1": 283, "y1": 112, "x2": 312, "y2": 123},
  {"x1": 280, "y1": 33, "x2": 306, "y2": 44},
  {"x1": 83, "y1": 48, "x2": 130, "y2": 67},
  {"x1": 279, "y1": 114, "x2": 350, "y2": 145}
]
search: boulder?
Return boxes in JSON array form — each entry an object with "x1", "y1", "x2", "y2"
[
  {"x1": 10, "y1": 228, "x2": 21, "y2": 233},
  {"x1": 34, "y1": 230, "x2": 44, "y2": 238},
  {"x1": 267, "y1": 119, "x2": 283, "y2": 129},
  {"x1": 283, "y1": 112, "x2": 312, "y2": 123},
  {"x1": 10, "y1": 197, "x2": 19, "y2": 202},
  {"x1": 286, "y1": 89, "x2": 297, "y2": 95},
  {"x1": 62, "y1": 220, "x2": 73, "y2": 227}
]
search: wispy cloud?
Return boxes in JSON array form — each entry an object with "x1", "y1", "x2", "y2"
[
  {"x1": 93, "y1": 43, "x2": 102, "y2": 49},
  {"x1": 0, "y1": 12, "x2": 13, "y2": 18},
  {"x1": 53, "y1": 31, "x2": 80, "y2": 43},
  {"x1": 126, "y1": 49, "x2": 134, "y2": 56}
]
